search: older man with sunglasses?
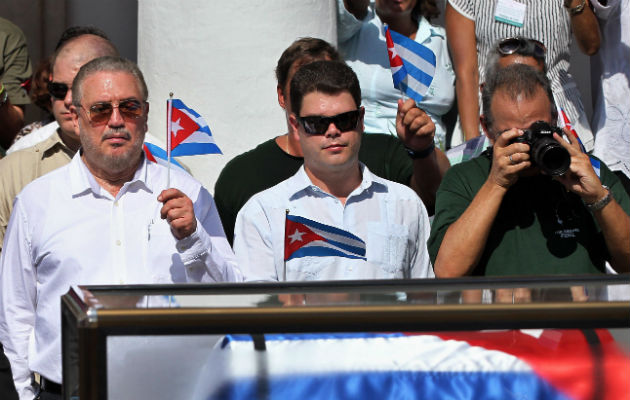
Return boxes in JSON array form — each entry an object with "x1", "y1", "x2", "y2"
[
  {"x1": 0, "y1": 56, "x2": 240, "y2": 399},
  {"x1": 233, "y1": 60, "x2": 434, "y2": 281},
  {"x1": 0, "y1": 28, "x2": 118, "y2": 251}
]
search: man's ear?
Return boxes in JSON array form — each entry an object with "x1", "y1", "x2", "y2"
[
  {"x1": 277, "y1": 85, "x2": 287, "y2": 110},
  {"x1": 70, "y1": 105, "x2": 81, "y2": 136},
  {"x1": 288, "y1": 114, "x2": 301, "y2": 142},
  {"x1": 480, "y1": 115, "x2": 495, "y2": 145}
]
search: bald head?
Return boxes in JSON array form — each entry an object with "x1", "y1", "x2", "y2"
[
  {"x1": 49, "y1": 34, "x2": 119, "y2": 149},
  {"x1": 52, "y1": 34, "x2": 118, "y2": 75}
]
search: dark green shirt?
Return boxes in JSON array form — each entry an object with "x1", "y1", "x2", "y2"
[
  {"x1": 214, "y1": 134, "x2": 413, "y2": 245},
  {"x1": 428, "y1": 152, "x2": 630, "y2": 276},
  {"x1": 0, "y1": 17, "x2": 32, "y2": 106}
]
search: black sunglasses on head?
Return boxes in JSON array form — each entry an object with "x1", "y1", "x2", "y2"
[
  {"x1": 497, "y1": 37, "x2": 546, "y2": 60},
  {"x1": 47, "y1": 81, "x2": 69, "y2": 100},
  {"x1": 297, "y1": 109, "x2": 362, "y2": 135}
]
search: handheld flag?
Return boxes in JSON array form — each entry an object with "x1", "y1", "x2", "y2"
[
  {"x1": 284, "y1": 215, "x2": 366, "y2": 261},
  {"x1": 385, "y1": 25, "x2": 436, "y2": 102},
  {"x1": 167, "y1": 98, "x2": 222, "y2": 156},
  {"x1": 143, "y1": 142, "x2": 186, "y2": 171}
]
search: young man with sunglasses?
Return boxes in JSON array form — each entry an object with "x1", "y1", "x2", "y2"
[
  {"x1": 0, "y1": 56, "x2": 240, "y2": 399},
  {"x1": 429, "y1": 64, "x2": 630, "y2": 278},
  {"x1": 215, "y1": 38, "x2": 449, "y2": 245},
  {"x1": 233, "y1": 60, "x2": 434, "y2": 281},
  {"x1": 0, "y1": 29, "x2": 118, "y2": 250}
]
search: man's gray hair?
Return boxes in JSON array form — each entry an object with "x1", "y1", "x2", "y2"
[
  {"x1": 481, "y1": 63, "x2": 557, "y2": 136},
  {"x1": 72, "y1": 56, "x2": 148, "y2": 106}
]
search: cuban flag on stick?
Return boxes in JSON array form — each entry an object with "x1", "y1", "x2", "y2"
[
  {"x1": 284, "y1": 214, "x2": 366, "y2": 261},
  {"x1": 167, "y1": 97, "x2": 222, "y2": 156},
  {"x1": 385, "y1": 25, "x2": 436, "y2": 103}
]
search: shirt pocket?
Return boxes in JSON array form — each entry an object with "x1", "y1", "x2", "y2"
[{"x1": 366, "y1": 222, "x2": 410, "y2": 277}]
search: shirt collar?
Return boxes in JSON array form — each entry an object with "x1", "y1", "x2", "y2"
[
  {"x1": 287, "y1": 163, "x2": 385, "y2": 200},
  {"x1": 416, "y1": 16, "x2": 444, "y2": 43},
  {"x1": 69, "y1": 151, "x2": 152, "y2": 199},
  {"x1": 33, "y1": 130, "x2": 74, "y2": 158}
]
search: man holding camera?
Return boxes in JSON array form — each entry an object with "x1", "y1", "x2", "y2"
[{"x1": 428, "y1": 64, "x2": 630, "y2": 277}]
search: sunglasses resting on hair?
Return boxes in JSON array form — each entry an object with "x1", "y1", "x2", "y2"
[
  {"x1": 297, "y1": 108, "x2": 362, "y2": 135},
  {"x1": 497, "y1": 37, "x2": 546, "y2": 60},
  {"x1": 78, "y1": 99, "x2": 145, "y2": 125}
]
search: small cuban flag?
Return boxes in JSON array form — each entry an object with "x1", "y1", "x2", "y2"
[
  {"x1": 385, "y1": 25, "x2": 436, "y2": 103},
  {"x1": 284, "y1": 215, "x2": 367, "y2": 261},
  {"x1": 143, "y1": 142, "x2": 186, "y2": 171},
  {"x1": 168, "y1": 98, "x2": 222, "y2": 156}
]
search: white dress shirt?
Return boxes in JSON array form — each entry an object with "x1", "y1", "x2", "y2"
[
  {"x1": 0, "y1": 152, "x2": 241, "y2": 399},
  {"x1": 234, "y1": 164, "x2": 434, "y2": 282}
]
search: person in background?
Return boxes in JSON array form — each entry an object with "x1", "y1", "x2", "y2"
[
  {"x1": 445, "y1": 0, "x2": 600, "y2": 149},
  {"x1": 234, "y1": 60, "x2": 434, "y2": 281},
  {"x1": 590, "y1": 0, "x2": 630, "y2": 196},
  {"x1": 214, "y1": 37, "x2": 449, "y2": 244},
  {"x1": 429, "y1": 64, "x2": 630, "y2": 278},
  {"x1": 0, "y1": 17, "x2": 32, "y2": 153},
  {"x1": 337, "y1": 0, "x2": 455, "y2": 149},
  {"x1": 0, "y1": 28, "x2": 119, "y2": 250},
  {"x1": 10, "y1": 57, "x2": 55, "y2": 145}
]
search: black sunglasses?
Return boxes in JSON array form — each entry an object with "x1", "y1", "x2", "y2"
[
  {"x1": 497, "y1": 37, "x2": 546, "y2": 60},
  {"x1": 297, "y1": 109, "x2": 362, "y2": 135},
  {"x1": 79, "y1": 99, "x2": 145, "y2": 125},
  {"x1": 47, "y1": 81, "x2": 69, "y2": 100}
]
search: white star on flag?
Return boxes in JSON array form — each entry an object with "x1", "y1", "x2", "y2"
[
  {"x1": 171, "y1": 118, "x2": 184, "y2": 137},
  {"x1": 388, "y1": 45, "x2": 398, "y2": 61},
  {"x1": 288, "y1": 229, "x2": 306, "y2": 243}
]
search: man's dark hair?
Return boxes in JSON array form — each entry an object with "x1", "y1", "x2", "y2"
[
  {"x1": 482, "y1": 63, "x2": 557, "y2": 136},
  {"x1": 55, "y1": 26, "x2": 110, "y2": 50},
  {"x1": 290, "y1": 60, "x2": 361, "y2": 115},
  {"x1": 276, "y1": 38, "x2": 341, "y2": 90}
]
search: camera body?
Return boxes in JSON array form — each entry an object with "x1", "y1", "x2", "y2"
[{"x1": 511, "y1": 121, "x2": 570, "y2": 176}]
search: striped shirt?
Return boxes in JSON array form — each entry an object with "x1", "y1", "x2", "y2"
[{"x1": 448, "y1": 0, "x2": 594, "y2": 150}]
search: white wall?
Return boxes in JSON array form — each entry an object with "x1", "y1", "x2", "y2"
[{"x1": 137, "y1": 0, "x2": 337, "y2": 192}]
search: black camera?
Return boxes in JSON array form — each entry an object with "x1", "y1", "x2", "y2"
[{"x1": 511, "y1": 121, "x2": 570, "y2": 176}]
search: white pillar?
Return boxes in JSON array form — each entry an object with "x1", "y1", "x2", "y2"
[{"x1": 138, "y1": 0, "x2": 337, "y2": 191}]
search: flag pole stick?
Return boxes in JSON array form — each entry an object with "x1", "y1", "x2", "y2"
[
  {"x1": 166, "y1": 92, "x2": 173, "y2": 188},
  {"x1": 284, "y1": 209, "x2": 289, "y2": 281}
]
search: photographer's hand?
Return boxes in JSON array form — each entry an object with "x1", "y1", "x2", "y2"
[
  {"x1": 488, "y1": 128, "x2": 531, "y2": 189},
  {"x1": 552, "y1": 130, "x2": 606, "y2": 203}
]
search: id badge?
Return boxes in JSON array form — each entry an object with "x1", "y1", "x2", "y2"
[{"x1": 494, "y1": 0, "x2": 527, "y2": 27}]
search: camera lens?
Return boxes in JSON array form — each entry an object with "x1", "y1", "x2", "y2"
[{"x1": 532, "y1": 139, "x2": 570, "y2": 176}]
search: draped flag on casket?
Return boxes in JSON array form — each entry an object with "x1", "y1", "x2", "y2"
[
  {"x1": 143, "y1": 142, "x2": 186, "y2": 170},
  {"x1": 284, "y1": 215, "x2": 366, "y2": 261},
  {"x1": 167, "y1": 98, "x2": 222, "y2": 156},
  {"x1": 197, "y1": 330, "x2": 630, "y2": 400},
  {"x1": 385, "y1": 25, "x2": 436, "y2": 103}
]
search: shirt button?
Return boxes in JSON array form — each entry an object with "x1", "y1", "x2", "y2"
[
  {"x1": 115, "y1": 240, "x2": 121, "y2": 246},
  {"x1": 114, "y1": 201, "x2": 119, "y2": 207}
]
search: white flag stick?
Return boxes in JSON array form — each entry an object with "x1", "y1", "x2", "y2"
[{"x1": 166, "y1": 92, "x2": 173, "y2": 188}]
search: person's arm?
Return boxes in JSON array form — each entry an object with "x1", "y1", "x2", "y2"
[
  {"x1": 396, "y1": 98, "x2": 450, "y2": 213},
  {"x1": 434, "y1": 129, "x2": 531, "y2": 277},
  {"x1": 0, "y1": 199, "x2": 38, "y2": 399},
  {"x1": 233, "y1": 198, "x2": 280, "y2": 282},
  {"x1": 158, "y1": 188, "x2": 243, "y2": 282},
  {"x1": 445, "y1": 3, "x2": 480, "y2": 141},
  {"x1": 565, "y1": 0, "x2": 601, "y2": 55},
  {"x1": 0, "y1": 84, "x2": 25, "y2": 149},
  {"x1": 553, "y1": 131, "x2": 630, "y2": 273},
  {"x1": 342, "y1": 0, "x2": 369, "y2": 20}
]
